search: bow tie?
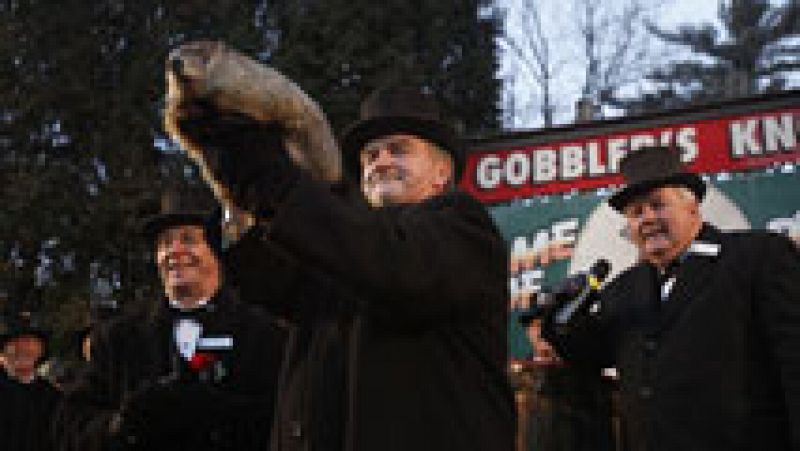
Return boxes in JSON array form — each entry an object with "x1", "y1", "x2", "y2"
[
  {"x1": 167, "y1": 300, "x2": 216, "y2": 320},
  {"x1": 174, "y1": 317, "x2": 203, "y2": 361}
]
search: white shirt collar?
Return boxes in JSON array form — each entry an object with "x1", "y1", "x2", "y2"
[{"x1": 168, "y1": 297, "x2": 211, "y2": 312}]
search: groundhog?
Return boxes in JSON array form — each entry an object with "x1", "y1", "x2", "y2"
[{"x1": 163, "y1": 40, "x2": 342, "y2": 215}]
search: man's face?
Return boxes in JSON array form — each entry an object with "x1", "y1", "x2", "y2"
[
  {"x1": 623, "y1": 186, "x2": 702, "y2": 268},
  {"x1": 155, "y1": 224, "x2": 220, "y2": 304},
  {"x1": 2, "y1": 335, "x2": 44, "y2": 382},
  {"x1": 360, "y1": 134, "x2": 453, "y2": 207}
]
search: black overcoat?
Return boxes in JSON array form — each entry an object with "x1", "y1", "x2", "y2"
[
  {"x1": 227, "y1": 181, "x2": 516, "y2": 451},
  {"x1": 548, "y1": 224, "x2": 800, "y2": 451},
  {"x1": 54, "y1": 289, "x2": 287, "y2": 451},
  {"x1": 0, "y1": 370, "x2": 60, "y2": 451}
]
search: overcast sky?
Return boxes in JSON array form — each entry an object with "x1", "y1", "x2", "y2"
[
  {"x1": 659, "y1": 0, "x2": 719, "y2": 26},
  {"x1": 499, "y1": 0, "x2": 796, "y2": 128}
]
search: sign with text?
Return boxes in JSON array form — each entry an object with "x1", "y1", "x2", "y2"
[
  {"x1": 462, "y1": 106, "x2": 800, "y2": 203},
  {"x1": 461, "y1": 93, "x2": 800, "y2": 359},
  {"x1": 494, "y1": 170, "x2": 799, "y2": 358}
]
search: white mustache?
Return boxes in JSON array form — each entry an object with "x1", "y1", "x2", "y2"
[{"x1": 638, "y1": 222, "x2": 668, "y2": 239}]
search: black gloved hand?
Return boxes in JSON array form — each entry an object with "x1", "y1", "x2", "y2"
[{"x1": 177, "y1": 103, "x2": 304, "y2": 215}]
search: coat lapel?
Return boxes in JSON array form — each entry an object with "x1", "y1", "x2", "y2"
[
  {"x1": 659, "y1": 224, "x2": 723, "y2": 333},
  {"x1": 147, "y1": 305, "x2": 179, "y2": 380},
  {"x1": 630, "y1": 263, "x2": 662, "y2": 337}
]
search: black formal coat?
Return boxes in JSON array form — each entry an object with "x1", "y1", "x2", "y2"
[
  {"x1": 0, "y1": 370, "x2": 61, "y2": 451},
  {"x1": 54, "y1": 289, "x2": 288, "y2": 451},
  {"x1": 227, "y1": 181, "x2": 516, "y2": 451},
  {"x1": 546, "y1": 224, "x2": 800, "y2": 451}
]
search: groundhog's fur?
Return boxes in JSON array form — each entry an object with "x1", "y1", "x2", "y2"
[{"x1": 163, "y1": 40, "x2": 342, "y2": 210}]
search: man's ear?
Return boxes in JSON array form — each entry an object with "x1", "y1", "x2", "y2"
[
  {"x1": 687, "y1": 196, "x2": 701, "y2": 217},
  {"x1": 432, "y1": 156, "x2": 454, "y2": 189}
]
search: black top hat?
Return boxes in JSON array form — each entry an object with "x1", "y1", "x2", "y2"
[
  {"x1": 0, "y1": 311, "x2": 48, "y2": 349},
  {"x1": 608, "y1": 146, "x2": 706, "y2": 212},
  {"x1": 141, "y1": 185, "x2": 220, "y2": 250},
  {"x1": 341, "y1": 86, "x2": 464, "y2": 182}
]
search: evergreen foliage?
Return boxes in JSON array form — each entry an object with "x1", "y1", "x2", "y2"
[
  {"x1": 266, "y1": 0, "x2": 501, "y2": 135},
  {"x1": 1, "y1": 0, "x2": 500, "y2": 355},
  {"x1": 607, "y1": 0, "x2": 800, "y2": 114}
]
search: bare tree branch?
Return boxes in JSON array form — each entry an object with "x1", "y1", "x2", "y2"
[
  {"x1": 498, "y1": 0, "x2": 564, "y2": 126},
  {"x1": 576, "y1": 0, "x2": 663, "y2": 116}
]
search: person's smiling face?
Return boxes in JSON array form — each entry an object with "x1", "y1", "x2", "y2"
[
  {"x1": 360, "y1": 134, "x2": 452, "y2": 207},
  {"x1": 155, "y1": 225, "x2": 220, "y2": 306},
  {"x1": 623, "y1": 186, "x2": 702, "y2": 269}
]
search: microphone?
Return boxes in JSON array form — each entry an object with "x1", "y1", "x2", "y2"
[
  {"x1": 552, "y1": 259, "x2": 611, "y2": 326},
  {"x1": 517, "y1": 284, "x2": 576, "y2": 325}
]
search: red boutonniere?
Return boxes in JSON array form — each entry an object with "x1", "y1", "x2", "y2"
[{"x1": 188, "y1": 352, "x2": 217, "y2": 372}]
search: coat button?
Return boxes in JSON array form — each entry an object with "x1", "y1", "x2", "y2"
[{"x1": 639, "y1": 386, "x2": 653, "y2": 399}]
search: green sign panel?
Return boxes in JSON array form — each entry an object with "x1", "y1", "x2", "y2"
[{"x1": 491, "y1": 168, "x2": 800, "y2": 358}]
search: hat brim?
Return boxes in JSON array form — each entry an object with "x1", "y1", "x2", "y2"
[
  {"x1": 141, "y1": 212, "x2": 209, "y2": 240},
  {"x1": 609, "y1": 173, "x2": 706, "y2": 212},
  {"x1": 340, "y1": 116, "x2": 463, "y2": 182}
]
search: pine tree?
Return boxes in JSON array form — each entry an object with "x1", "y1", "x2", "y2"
[
  {"x1": 2, "y1": 0, "x2": 501, "y2": 354},
  {"x1": 265, "y1": 0, "x2": 501, "y2": 135},
  {"x1": 607, "y1": 0, "x2": 800, "y2": 114},
  {"x1": 1, "y1": 0, "x2": 265, "y2": 351}
]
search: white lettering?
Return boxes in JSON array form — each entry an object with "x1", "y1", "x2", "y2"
[
  {"x1": 529, "y1": 230, "x2": 552, "y2": 253},
  {"x1": 586, "y1": 142, "x2": 606, "y2": 176},
  {"x1": 763, "y1": 114, "x2": 796, "y2": 153},
  {"x1": 730, "y1": 119, "x2": 761, "y2": 157},
  {"x1": 629, "y1": 134, "x2": 657, "y2": 152},
  {"x1": 560, "y1": 145, "x2": 585, "y2": 180},
  {"x1": 676, "y1": 127, "x2": 699, "y2": 162},
  {"x1": 607, "y1": 138, "x2": 628, "y2": 173},
  {"x1": 551, "y1": 218, "x2": 580, "y2": 245},
  {"x1": 511, "y1": 231, "x2": 551, "y2": 258},
  {"x1": 511, "y1": 236, "x2": 530, "y2": 256},
  {"x1": 509, "y1": 276, "x2": 520, "y2": 296},
  {"x1": 476, "y1": 155, "x2": 502, "y2": 189},
  {"x1": 659, "y1": 130, "x2": 673, "y2": 147},
  {"x1": 533, "y1": 149, "x2": 558, "y2": 182},
  {"x1": 505, "y1": 153, "x2": 530, "y2": 186},
  {"x1": 518, "y1": 269, "x2": 544, "y2": 293}
]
